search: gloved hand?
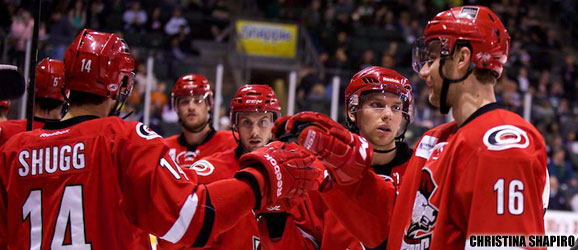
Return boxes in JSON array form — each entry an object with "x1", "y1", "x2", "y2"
[
  {"x1": 235, "y1": 141, "x2": 320, "y2": 211},
  {"x1": 273, "y1": 112, "x2": 373, "y2": 185}
]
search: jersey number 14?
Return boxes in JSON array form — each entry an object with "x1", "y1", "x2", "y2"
[{"x1": 22, "y1": 185, "x2": 91, "y2": 250}]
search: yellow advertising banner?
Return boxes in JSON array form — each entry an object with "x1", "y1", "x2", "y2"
[{"x1": 236, "y1": 20, "x2": 298, "y2": 58}]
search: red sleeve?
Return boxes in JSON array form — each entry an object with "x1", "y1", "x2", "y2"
[
  {"x1": 464, "y1": 151, "x2": 547, "y2": 237},
  {"x1": 320, "y1": 171, "x2": 395, "y2": 248},
  {"x1": 117, "y1": 122, "x2": 256, "y2": 247}
]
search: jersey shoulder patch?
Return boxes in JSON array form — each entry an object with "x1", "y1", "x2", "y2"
[
  {"x1": 482, "y1": 124, "x2": 529, "y2": 151},
  {"x1": 189, "y1": 159, "x2": 215, "y2": 176}
]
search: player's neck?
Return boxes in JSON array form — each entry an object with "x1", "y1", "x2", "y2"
[
  {"x1": 182, "y1": 123, "x2": 211, "y2": 146},
  {"x1": 62, "y1": 102, "x2": 112, "y2": 121},
  {"x1": 451, "y1": 78, "x2": 496, "y2": 127},
  {"x1": 0, "y1": 116, "x2": 6, "y2": 122},
  {"x1": 34, "y1": 105, "x2": 62, "y2": 120},
  {"x1": 371, "y1": 142, "x2": 397, "y2": 166}
]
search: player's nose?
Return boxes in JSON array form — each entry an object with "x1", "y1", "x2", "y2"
[{"x1": 418, "y1": 63, "x2": 430, "y2": 79}]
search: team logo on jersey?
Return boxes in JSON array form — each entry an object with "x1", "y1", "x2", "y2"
[
  {"x1": 402, "y1": 168, "x2": 439, "y2": 250},
  {"x1": 189, "y1": 159, "x2": 214, "y2": 176},
  {"x1": 136, "y1": 123, "x2": 162, "y2": 140},
  {"x1": 483, "y1": 125, "x2": 529, "y2": 151}
]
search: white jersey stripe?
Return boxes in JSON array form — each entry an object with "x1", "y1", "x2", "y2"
[{"x1": 160, "y1": 193, "x2": 199, "y2": 243}]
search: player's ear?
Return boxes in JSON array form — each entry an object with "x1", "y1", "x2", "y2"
[
  {"x1": 456, "y1": 46, "x2": 472, "y2": 73},
  {"x1": 347, "y1": 109, "x2": 356, "y2": 123}
]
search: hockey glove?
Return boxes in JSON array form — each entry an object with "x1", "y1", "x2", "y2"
[
  {"x1": 273, "y1": 112, "x2": 373, "y2": 185},
  {"x1": 235, "y1": 141, "x2": 320, "y2": 211}
]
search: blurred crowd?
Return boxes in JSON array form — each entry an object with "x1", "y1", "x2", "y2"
[{"x1": 0, "y1": 0, "x2": 577, "y2": 211}]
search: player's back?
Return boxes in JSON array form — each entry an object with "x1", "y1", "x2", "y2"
[
  {"x1": 0, "y1": 116, "x2": 181, "y2": 249},
  {"x1": 0, "y1": 118, "x2": 47, "y2": 146}
]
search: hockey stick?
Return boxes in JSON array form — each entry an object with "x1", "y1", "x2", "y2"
[{"x1": 26, "y1": 0, "x2": 41, "y2": 131}]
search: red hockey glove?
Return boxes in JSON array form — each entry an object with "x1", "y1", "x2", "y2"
[
  {"x1": 235, "y1": 141, "x2": 320, "y2": 211},
  {"x1": 273, "y1": 112, "x2": 373, "y2": 185}
]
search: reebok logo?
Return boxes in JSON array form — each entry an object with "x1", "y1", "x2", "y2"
[
  {"x1": 382, "y1": 76, "x2": 401, "y2": 84},
  {"x1": 39, "y1": 129, "x2": 70, "y2": 137},
  {"x1": 264, "y1": 154, "x2": 283, "y2": 197}
]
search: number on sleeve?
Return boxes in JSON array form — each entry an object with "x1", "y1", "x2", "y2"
[{"x1": 493, "y1": 179, "x2": 524, "y2": 215}]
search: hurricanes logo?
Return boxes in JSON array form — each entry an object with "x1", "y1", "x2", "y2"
[
  {"x1": 188, "y1": 159, "x2": 214, "y2": 176},
  {"x1": 402, "y1": 168, "x2": 439, "y2": 250},
  {"x1": 136, "y1": 123, "x2": 162, "y2": 140},
  {"x1": 483, "y1": 125, "x2": 529, "y2": 151}
]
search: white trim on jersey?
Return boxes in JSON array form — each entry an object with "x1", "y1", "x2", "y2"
[
  {"x1": 160, "y1": 193, "x2": 199, "y2": 243},
  {"x1": 297, "y1": 226, "x2": 320, "y2": 250},
  {"x1": 543, "y1": 170, "x2": 550, "y2": 211}
]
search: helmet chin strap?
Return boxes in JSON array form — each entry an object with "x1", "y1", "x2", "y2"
[
  {"x1": 374, "y1": 146, "x2": 397, "y2": 154},
  {"x1": 438, "y1": 57, "x2": 475, "y2": 114}
]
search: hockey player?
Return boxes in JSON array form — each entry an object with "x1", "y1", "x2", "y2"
[
  {"x1": 0, "y1": 101, "x2": 8, "y2": 121},
  {"x1": 164, "y1": 74, "x2": 237, "y2": 171},
  {"x1": 275, "y1": 5, "x2": 548, "y2": 250},
  {"x1": 0, "y1": 58, "x2": 69, "y2": 145},
  {"x1": 159, "y1": 84, "x2": 283, "y2": 250},
  {"x1": 0, "y1": 29, "x2": 320, "y2": 249},
  {"x1": 261, "y1": 66, "x2": 415, "y2": 250}
]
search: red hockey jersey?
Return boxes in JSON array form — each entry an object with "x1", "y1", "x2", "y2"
[
  {"x1": 393, "y1": 105, "x2": 548, "y2": 250},
  {"x1": 159, "y1": 148, "x2": 260, "y2": 250},
  {"x1": 0, "y1": 118, "x2": 50, "y2": 146},
  {"x1": 0, "y1": 116, "x2": 256, "y2": 249},
  {"x1": 164, "y1": 130, "x2": 237, "y2": 172},
  {"x1": 319, "y1": 104, "x2": 549, "y2": 250}
]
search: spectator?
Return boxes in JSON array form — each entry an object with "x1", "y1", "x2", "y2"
[
  {"x1": 301, "y1": 0, "x2": 321, "y2": 32},
  {"x1": 146, "y1": 6, "x2": 163, "y2": 33},
  {"x1": 210, "y1": 0, "x2": 231, "y2": 42},
  {"x1": 548, "y1": 150, "x2": 574, "y2": 185},
  {"x1": 567, "y1": 132, "x2": 578, "y2": 169},
  {"x1": 48, "y1": 11, "x2": 73, "y2": 60},
  {"x1": 68, "y1": 0, "x2": 86, "y2": 32},
  {"x1": 86, "y1": 1, "x2": 105, "y2": 30},
  {"x1": 9, "y1": 8, "x2": 33, "y2": 68},
  {"x1": 123, "y1": 1, "x2": 147, "y2": 33},
  {"x1": 380, "y1": 53, "x2": 396, "y2": 69},
  {"x1": 164, "y1": 8, "x2": 189, "y2": 36},
  {"x1": 357, "y1": 49, "x2": 376, "y2": 70},
  {"x1": 549, "y1": 176, "x2": 570, "y2": 210}
]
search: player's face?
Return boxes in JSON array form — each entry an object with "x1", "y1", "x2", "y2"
[
  {"x1": 176, "y1": 95, "x2": 210, "y2": 131},
  {"x1": 418, "y1": 40, "x2": 443, "y2": 107},
  {"x1": 237, "y1": 112, "x2": 274, "y2": 153},
  {"x1": 356, "y1": 92, "x2": 404, "y2": 150}
]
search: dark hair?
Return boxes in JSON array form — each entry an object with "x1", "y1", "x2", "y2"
[
  {"x1": 0, "y1": 107, "x2": 8, "y2": 117},
  {"x1": 68, "y1": 90, "x2": 108, "y2": 106},
  {"x1": 35, "y1": 97, "x2": 64, "y2": 112},
  {"x1": 454, "y1": 40, "x2": 498, "y2": 84}
]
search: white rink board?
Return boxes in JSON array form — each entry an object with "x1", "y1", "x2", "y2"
[{"x1": 545, "y1": 210, "x2": 578, "y2": 250}]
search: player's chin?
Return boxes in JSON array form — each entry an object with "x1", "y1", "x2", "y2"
[{"x1": 428, "y1": 95, "x2": 440, "y2": 108}]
